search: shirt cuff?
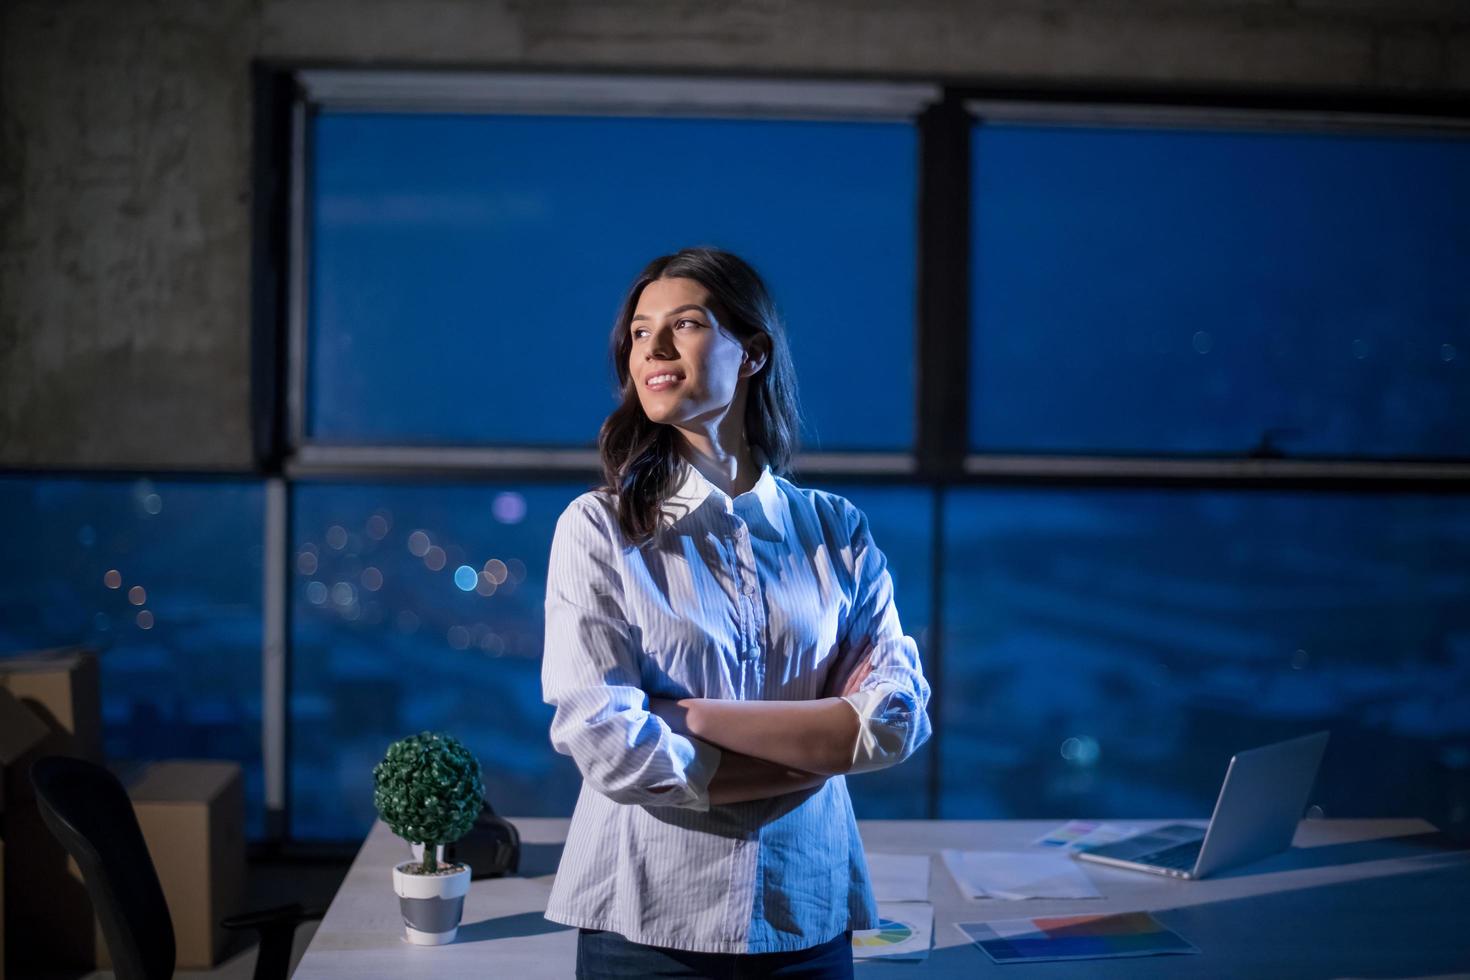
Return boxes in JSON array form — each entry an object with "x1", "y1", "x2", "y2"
[
  {"x1": 839, "y1": 686, "x2": 910, "y2": 775},
  {"x1": 676, "y1": 734, "x2": 723, "y2": 811}
]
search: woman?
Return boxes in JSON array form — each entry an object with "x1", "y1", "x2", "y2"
[{"x1": 541, "y1": 246, "x2": 932, "y2": 979}]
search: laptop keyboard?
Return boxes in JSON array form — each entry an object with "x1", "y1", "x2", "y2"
[{"x1": 1147, "y1": 840, "x2": 1202, "y2": 870}]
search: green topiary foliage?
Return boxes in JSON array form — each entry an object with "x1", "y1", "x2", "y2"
[{"x1": 373, "y1": 731, "x2": 485, "y2": 874}]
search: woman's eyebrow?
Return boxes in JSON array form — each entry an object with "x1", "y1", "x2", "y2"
[{"x1": 631, "y1": 304, "x2": 707, "y2": 323}]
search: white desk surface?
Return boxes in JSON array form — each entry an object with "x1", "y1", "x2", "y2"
[{"x1": 293, "y1": 816, "x2": 1470, "y2": 978}]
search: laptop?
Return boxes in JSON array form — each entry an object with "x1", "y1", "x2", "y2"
[{"x1": 1073, "y1": 730, "x2": 1329, "y2": 880}]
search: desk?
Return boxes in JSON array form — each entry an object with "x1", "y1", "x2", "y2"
[{"x1": 293, "y1": 817, "x2": 1470, "y2": 978}]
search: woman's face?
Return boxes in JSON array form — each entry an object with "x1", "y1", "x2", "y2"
[{"x1": 628, "y1": 276, "x2": 756, "y2": 428}]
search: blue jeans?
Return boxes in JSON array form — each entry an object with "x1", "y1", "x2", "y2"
[{"x1": 576, "y1": 927, "x2": 855, "y2": 979}]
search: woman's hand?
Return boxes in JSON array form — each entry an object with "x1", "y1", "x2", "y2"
[
  {"x1": 840, "y1": 653, "x2": 875, "y2": 698},
  {"x1": 647, "y1": 696, "x2": 694, "y2": 737},
  {"x1": 825, "y1": 641, "x2": 876, "y2": 700}
]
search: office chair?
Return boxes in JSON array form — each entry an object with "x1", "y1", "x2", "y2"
[{"x1": 29, "y1": 755, "x2": 325, "y2": 980}]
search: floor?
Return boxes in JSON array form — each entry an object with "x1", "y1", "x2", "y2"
[{"x1": 12, "y1": 853, "x2": 353, "y2": 980}]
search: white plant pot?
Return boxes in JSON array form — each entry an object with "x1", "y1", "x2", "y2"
[{"x1": 393, "y1": 858, "x2": 471, "y2": 946}]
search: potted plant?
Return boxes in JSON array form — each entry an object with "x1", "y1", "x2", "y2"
[{"x1": 372, "y1": 731, "x2": 485, "y2": 945}]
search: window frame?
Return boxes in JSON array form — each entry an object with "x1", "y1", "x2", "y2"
[
  {"x1": 284, "y1": 68, "x2": 939, "y2": 468},
  {"x1": 958, "y1": 96, "x2": 1470, "y2": 486},
  {"x1": 246, "y1": 67, "x2": 1470, "y2": 844}
]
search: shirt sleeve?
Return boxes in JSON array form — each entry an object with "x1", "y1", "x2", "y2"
[
  {"x1": 541, "y1": 495, "x2": 723, "y2": 810},
  {"x1": 833, "y1": 501, "x2": 933, "y2": 775}
]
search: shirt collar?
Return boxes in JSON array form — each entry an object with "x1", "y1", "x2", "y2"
[{"x1": 661, "y1": 444, "x2": 786, "y2": 539}]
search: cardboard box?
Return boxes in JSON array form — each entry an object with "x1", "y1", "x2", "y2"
[
  {"x1": 0, "y1": 648, "x2": 103, "y2": 803},
  {"x1": 0, "y1": 651, "x2": 105, "y2": 973},
  {"x1": 96, "y1": 761, "x2": 246, "y2": 970},
  {"x1": 0, "y1": 687, "x2": 53, "y2": 979},
  {"x1": 0, "y1": 687, "x2": 50, "y2": 815}
]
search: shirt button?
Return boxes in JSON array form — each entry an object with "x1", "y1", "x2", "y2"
[{"x1": 743, "y1": 583, "x2": 756, "y2": 596}]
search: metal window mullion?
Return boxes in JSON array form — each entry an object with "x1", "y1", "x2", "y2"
[
  {"x1": 963, "y1": 454, "x2": 1470, "y2": 488},
  {"x1": 287, "y1": 96, "x2": 311, "y2": 452},
  {"x1": 284, "y1": 444, "x2": 919, "y2": 478},
  {"x1": 298, "y1": 69, "x2": 940, "y2": 120},
  {"x1": 262, "y1": 476, "x2": 290, "y2": 840},
  {"x1": 914, "y1": 86, "x2": 971, "y2": 819},
  {"x1": 915, "y1": 92, "x2": 972, "y2": 479},
  {"x1": 961, "y1": 98, "x2": 1470, "y2": 136},
  {"x1": 275, "y1": 443, "x2": 1470, "y2": 487}
]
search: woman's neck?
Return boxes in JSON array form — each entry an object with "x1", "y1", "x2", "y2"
[{"x1": 676, "y1": 430, "x2": 758, "y2": 498}]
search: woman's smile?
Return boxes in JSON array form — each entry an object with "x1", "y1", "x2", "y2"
[{"x1": 645, "y1": 372, "x2": 685, "y2": 391}]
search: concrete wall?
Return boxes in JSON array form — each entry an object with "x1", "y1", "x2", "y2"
[{"x1": 3, "y1": 0, "x2": 1467, "y2": 470}]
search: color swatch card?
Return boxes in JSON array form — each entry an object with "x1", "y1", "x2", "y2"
[
  {"x1": 956, "y1": 911, "x2": 1200, "y2": 965},
  {"x1": 1032, "y1": 820, "x2": 1140, "y2": 852},
  {"x1": 941, "y1": 849, "x2": 1102, "y2": 900},
  {"x1": 852, "y1": 902, "x2": 933, "y2": 961},
  {"x1": 865, "y1": 852, "x2": 931, "y2": 901}
]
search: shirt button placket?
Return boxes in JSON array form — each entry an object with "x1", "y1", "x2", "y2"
[{"x1": 733, "y1": 522, "x2": 761, "y2": 662}]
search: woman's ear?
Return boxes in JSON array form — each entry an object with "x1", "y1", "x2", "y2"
[{"x1": 741, "y1": 337, "x2": 771, "y2": 378}]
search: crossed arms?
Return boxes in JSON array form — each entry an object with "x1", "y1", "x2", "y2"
[
  {"x1": 644, "y1": 650, "x2": 875, "y2": 806},
  {"x1": 542, "y1": 496, "x2": 932, "y2": 813}
]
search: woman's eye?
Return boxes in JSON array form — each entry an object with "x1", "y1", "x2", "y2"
[{"x1": 632, "y1": 319, "x2": 700, "y2": 339}]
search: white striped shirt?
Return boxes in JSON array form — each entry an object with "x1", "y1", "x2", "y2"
[{"x1": 540, "y1": 449, "x2": 932, "y2": 954}]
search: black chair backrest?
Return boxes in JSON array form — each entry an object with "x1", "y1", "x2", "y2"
[{"x1": 29, "y1": 755, "x2": 175, "y2": 980}]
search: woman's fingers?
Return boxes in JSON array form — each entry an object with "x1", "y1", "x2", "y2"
[
  {"x1": 839, "y1": 647, "x2": 876, "y2": 697},
  {"x1": 842, "y1": 663, "x2": 872, "y2": 697},
  {"x1": 648, "y1": 696, "x2": 693, "y2": 736},
  {"x1": 822, "y1": 641, "x2": 876, "y2": 699}
]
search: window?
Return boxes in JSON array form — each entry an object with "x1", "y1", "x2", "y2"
[
  {"x1": 0, "y1": 476, "x2": 267, "y2": 837},
  {"x1": 257, "y1": 75, "x2": 1470, "y2": 841},
  {"x1": 289, "y1": 480, "x2": 571, "y2": 838},
  {"x1": 969, "y1": 122, "x2": 1470, "y2": 457},
  {"x1": 938, "y1": 485, "x2": 1470, "y2": 822},
  {"x1": 307, "y1": 109, "x2": 919, "y2": 452}
]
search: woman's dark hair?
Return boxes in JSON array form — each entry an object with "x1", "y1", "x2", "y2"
[{"x1": 597, "y1": 246, "x2": 802, "y2": 545}]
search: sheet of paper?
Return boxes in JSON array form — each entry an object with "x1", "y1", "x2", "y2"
[
  {"x1": 1032, "y1": 820, "x2": 1141, "y2": 852},
  {"x1": 956, "y1": 911, "x2": 1200, "y2": 964},
  {"x1": 865, "y1": 852, "x2": 931, "y2": 902},
  {"x1": 852, "y1": 901, "x2": 933, "y2": 961},
  {"x1": 940, "y1": 849, "x2": 1102, "y2": 900}
]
